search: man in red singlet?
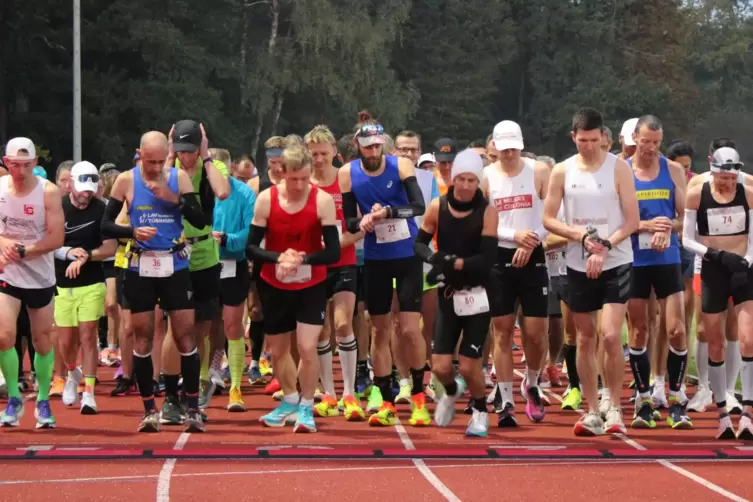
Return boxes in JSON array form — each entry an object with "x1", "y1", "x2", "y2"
[{"x1": 246, "y1": 145, "x2": 341, "y2": 433}]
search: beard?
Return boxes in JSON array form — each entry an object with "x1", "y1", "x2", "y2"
[{"x1": 361, "y1": 153, "x2": 383, "y2": 172}]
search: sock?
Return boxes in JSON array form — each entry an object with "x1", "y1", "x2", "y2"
[
  {"x1": 200, "y1": 336, "x2": 211, "y2": 381},
  {"x1": 695, "y1": 340, "x2": 709, "y2": 387},
  {"x1": 180, "y1": 348, "x2": 201, "y2": 411},
  {"x1": 375, "y1": 375, "x2": 394, "y2": 404},
  {"x1": 526, "y1": 367, "x2": 539, "y2": 389},
  {"x1": 0, "y1": 348, "x2": 21, "y2": 399},
  {"x1": 337, "y1": 334, "x2": 357, "y2": 397},
  {"x1": 563, "y1": 344, "x2": 579, "y2": 389},
  {"x1": 667, "y1": 346, "x2": 688, "y2": 394},
  {"x1": 227, "y1": 339, "x2": 245, "y2": 391},
  {"x1": 357, "y1": 360, "x2": 368, "y2": 377},
  {"x1": 410, "y1": 367, "x2": 424, "y2": 396},
  {"x1": 133, "y1": 351, "x2": 155, "y2": 412},
  {"x1": 399, "y1": 377, "x2": 410, "y2": 387},
  {"x1": 283, "y1": 391, "x2": 299, "y2": 405},
  {"x1": 391, "y1": 366, "x2": 399, "y2": 388},
  {"x1": 84, "y1": 375, "x2": 96, "y2": 393},
  {"x1": 498, "y1": 381, "x2": 513, "y2": 404},
  {"x1": 742, "y1": 356, "x2": 753, "y2": 406},
  {"x1": 66, "y1": 363, "x2": 78, "y2": 380},
  {"x1": 726, "y1": 340, "x2": 741, "y2": 393},
  {"x1": 33, "y1": 349, "x2": 54, "y2": 401},
  {"x1": 472, "y1": 397, "x2": 487, "y2": 412},
  {"x1": 300, "y1": 397, "x2": 313, "y2": 407},
  {"x1": 708, "y1": 359, "x2": 727, "y2": 408},
  {"x1": 629, "y1": 347, "x2": 651, "y2": 394},
  {"x1": 250, "y1": 360, "x2": 259, "y2": 369},
  {"x1": 250, "y1": 320, "x2": 264, "y2": 362},
  {"x1": 164, "y1": 374, "x2": 180, "y2": 398},
  {"x1": 317, "y1": 340, "x2": 335, "y2": 397},
  {"x1": 108, "y1": 344, "x2": 117, "y2": 351},
  {"x1": 444, "y1": 378, "x2": 459, "y2": 397}
]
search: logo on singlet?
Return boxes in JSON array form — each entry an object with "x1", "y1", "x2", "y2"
[
  {"x1": 23, "y1": 205, "x2": 34, "y2": 215},
  {"x1": 494, "y1": 194, "x2": 532, "y2": 211}
]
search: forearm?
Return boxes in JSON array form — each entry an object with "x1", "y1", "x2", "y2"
[
  {"x1": 224, "y1": 228, "x2": 249, "y2": 254},
  {"x1": 91, "y1": 242, "x2": 116, "y2": 261},
  {"x1": 460, "y1": 236, "x2": 497, "y2": 273},
  {"x1": 682, "y1": 210, "x2": 708, "y2": 257},
  {"x1": 204, "y1": 160, "x2": 230, "y2": 199},
  {"x1": 340, "y1": 231, "x2": 362, "y2": 249},
  {"x1": 384, "y1": 176, "x2": 425, "y2": 219},
  {"x1": 413, "y1": 229, "x2": 435, "y2": 263},
  {"x1": 179, "y1": 194, "x2": 207, "y2": 228},
  {"x1": 301, "y1": 226, "x2": 341, "y2": 265},
  {"x1": 544, "y1": 233, "x2": 568, "y2": 250},
  {"x1": 24, "y1": 234, "x2": 64, "y2": 259},
  {"x1": 245, "y1": 224, "x2": 281, "y2": 264},
  {"x1": 342, "y1": 191, "x2": 362, "y2": 234},
  {"x1": 102, "y1": 199, "x2": 135, "y2": 239},
  {"x1": 607, "y1": 224, "x2": 636, "y2": 247},
  {"x1": 543, "y1": 216, "x2": 582, "y2": 242}
]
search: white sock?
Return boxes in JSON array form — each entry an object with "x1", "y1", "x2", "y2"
[
  {"x1": 300, "y1": 397, "x2": 314, "y2": 407},
  {"x1": 708, "y1": 362, "x2": 727, "y2": 406},
  {"x1": 741, "y1": 356, "x2": 753, "y2": 404},
  {"x1": 695, "y1": 341, "x2": 709, "y2": 387},
  {"x1": 526, "y1": 367, "x2": 539, "y2": 388},
  {"x1": 317, "y1": 340, "x2": 335, "y2": 397},
  {"x1": 337, "y1": 334, "x2": 358, "y2": 397},
  {"x1": 498, "y1": 381, "x2": 513, "y2": 404},
  {"x1": 726, "y1": 340, "x2": 741, "y2": 392},
  {"x1": 654, "y1": 374, "x2": 665, "y2": 387},
  {"x1": 283, "y1": 391, "x2": 299, "y2": 405}
]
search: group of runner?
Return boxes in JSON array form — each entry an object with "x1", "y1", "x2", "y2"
[{"x1": 0, "y1": 107, "x2": 751, "y2": 440}]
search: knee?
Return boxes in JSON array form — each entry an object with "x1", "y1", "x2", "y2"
[
  {"x1": 458, "y1": 359, "x2": 478, "y2": 380},
  {"x1": 333, "y1": 318, "x2": 351, "y2": 339},
  {"x1": 297, "y1": 340, "x2": 317, "y2": 361},
  {"x1": 133, "y1": 337, "x2": 153, "y2": 354},
  {"x1": 432, "y1": 359, "x2": 454, "y2": 380}
]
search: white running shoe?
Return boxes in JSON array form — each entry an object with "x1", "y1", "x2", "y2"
[
  {"x1": 62, "y1": 367, "x2": 82, "y2": 406},
  {"x1": 80, "y1": 392, "x2": 98, "y2": 415},
  {"x1": 651, "y1": 385, "x2": 669, "y2": 409},
  {"x1": 686, "y1": 385, "x2": 713, "y2": 412},
  {"x1": 466, "y1": 409, "x2": 489, "y2": 437},
  {"x1": 726, "y1": 392, "x2": 743, "y2": 415}
]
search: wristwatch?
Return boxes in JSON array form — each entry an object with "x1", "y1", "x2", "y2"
[
  {"x1": 15, "y1": 244, "x2": 25, "y2": 259},
  {"x1": 203, "y1": 157, "x2": 213, "y2": 165}
]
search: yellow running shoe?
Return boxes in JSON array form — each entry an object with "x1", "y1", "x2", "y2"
[
  {"x1": 395, "y1": 382, "x2": 412, "y2": 404},
  {"x1": 272, "y1": 389, "x2": 284, "y2": 401},
  {"x1": 50, "y1": 377, "x2": 65, "y2": 397},
  {"x1": 343, "y1": 394, "x2": 366, "y2": 422},
  {"x1": 314, "y1": 394, "x2": 340, "y2": 417},
  {"x1": 561, "y1": 387, "x2": 582, "y2": 411},
  {"x1": 409, "y1": 392, "x2": 431, "y2": 426},
  {"x1": 314, "y1": 386, "x2": 325, "y2": 403},
  {"x1": 227, "y1": 387, "x2": 246, "y2": 412},
  {"x1": 368, "y1": 402, "x2": 398, "y2": 426},
  {"x1": 259, "y1": 357, "x2": 273, "y2": 377}
]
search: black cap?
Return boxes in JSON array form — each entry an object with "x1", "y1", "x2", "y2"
[
  {"x1": 173, "y1": 120, "x2": 201, "y2": 153},
  {"x1": 434, "y1": 137, "x2": 457, "y2": 162}
]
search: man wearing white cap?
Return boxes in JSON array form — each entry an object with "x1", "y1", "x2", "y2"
[
  {"x1": 414, "y1": 149, "x2": 498, "y2": 437},
  {"x1": 482, "y1": 120, "x2": 551, "y2": 426},
  {"x1": 682, "y1": 146, "x2": 753, "y2": 440},
  {"x1": 0, "y1": 137, "x2": 64, "y2": 428},
  {"x1": 54, "y1": 161, "x2": 117, "y2": 415},
  {"x1": 619, "y1": 118, "x2": 639, "y2": 160}
]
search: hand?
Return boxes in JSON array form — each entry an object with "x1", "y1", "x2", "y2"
[
  {"x1": 586, "y1": 252, "x2": 605, "y2": 279},
  {"x1": 453, "y1": 257, "x2": 464, "y2": 271},
  {"x1": 0, "y1": 237, "x2": 21, "y2": 263},
  {"x1": 651, "y1": 231, "x2": 669, "y2": 251},
  {"x1": 371, "y1": 203, "x2": 383, "y2": 213},
  {"x1": 512, "y1": 247, "x2": 533, "y2": 268},
  {"x1": 359, "y1": 213, "x2": 377, "y2": 233},
  {"x1": 513, "y1": 230, "x2": 540, "y2": 250},
  {"x1": 583, "y1": 234, "x2": 607, "y2": 255},
  {"x1": 166, "y1": 125, "x2": 176, "y2": 166},
  {"x1": 275, "y1": 258, "x2": 300, "y2": 280},
  {"x1": 68, "y1": 247, "x2": 90, "y2": 262},
  {"x1": 371, "y1": 207, "x2": 388, "y2": 223},
  {"x1": 212, "y1": 231, "x2": 225, "y2": 246},
  {"x1": 278, "y1": 249, "x2": 303, "y2": 266},
  {"x1": 133, "y1": 227, "x2": 158, "y2": 242},
  {"x1": 648, "y1": 216, "x2": 673, "y2": 234},
  {"x1": 65, "y1": 259, "x2": 85, "y2": 279},
  {"x1": 145, "y1": 180, "x2": 179, "y2": 205},
  {"x1": 199, "y1": 123, "x2": 210, "y2": 159}
]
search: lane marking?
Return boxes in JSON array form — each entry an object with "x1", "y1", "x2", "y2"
[{"x1": 156, "y1": 432, "x2": 190, "y2": 502}]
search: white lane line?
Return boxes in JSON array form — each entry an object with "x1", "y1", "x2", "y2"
[
  {"x1": 156, "y1": 432, "x2": 190, "y2": 502},
  {"x1": 514, "y1": 369, "x2": 749, "y2": 502}
]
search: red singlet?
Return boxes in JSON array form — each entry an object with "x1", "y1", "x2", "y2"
[
  {"x1": 318, "y1": 177, "x2": 356, "y2": 268},
  {"x1": 260, "y1": 185, "x2": 326, "y2": 290}
]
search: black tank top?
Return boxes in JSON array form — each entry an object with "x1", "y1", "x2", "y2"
[
  {"x1": 259, "y1": 173, "x2": 274, "y2": 193},
  {"x1": 697, "y1": 181, "x2": 749, "y2": 237},
  {"x1": 436, "y1": 189, "x2": 488, "y2": 289}
]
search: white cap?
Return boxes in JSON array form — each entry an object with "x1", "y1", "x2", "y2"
[
  {"x1": 710, "y1": 147, "x2": 743, "y2": 172},
  {"x1": 492, "y1": 121, "x2": 524, "y2": 151},
  {"x1": 71, "y1": 161, "x2": 100, "y2": 193},
  {"x1": 417, "y1": 153, "x2": 436, "y2": 167},
  {"x1": 451, "y1": 149, "x2": 484, "y2": 181},
  {"x1": 619, "y1": 118, "x2": 639, "y2": 146},
  {"x1": 4, "y1": 137, "x2": 36, "y2": 161}
]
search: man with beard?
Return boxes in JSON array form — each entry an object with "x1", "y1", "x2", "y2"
[
  {"x1": 54, "y1": 161, "x2": 116, "y2": 414},
  {"x1": 340, "y1": 112, "x2": 428, "y2": 427}
]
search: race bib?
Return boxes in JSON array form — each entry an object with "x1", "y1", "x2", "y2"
[
  {"x1": 220, "y1": 259, "x2": 237, "y2": 279},
  {"x1": 138, "y1": 251, "x2": 174, "y2": 278},
  {"x1": 638, "y1": 232, "x2": 653, "y2": 250},
  {"x1": 453, "y1": 287, "x2": 490, "y2": 317},
  {"x1": 276, "y1": 264, "x2": 312, "y2": 283},
  {"x1": 375, "y1": 219, "x2": 410, "y2": 244},
  {"x1": 707, "y1": 206, "x2": 746, "y2": 236},
  {"x1": 694, "y1": 254, "x2": 702, "y2": 274}
]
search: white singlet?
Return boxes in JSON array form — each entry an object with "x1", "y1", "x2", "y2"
[
  {"x1": 563, "y1": 153, "x2": 633, "y2": 272},
  {"x1": 0, "y1": 176, "x2": 55, "y2": 288},
  {"x1": 487, "y1": 158, "x2": 544, "y2": 249}
]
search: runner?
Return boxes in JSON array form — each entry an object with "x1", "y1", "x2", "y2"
[
  {"x1": 415, "y1": 149, "x2": 497, "y2": 436},
  {"x1": 625, "y1": 116, "x2": 690, "y2": 429},
  {"x1": 682, "y1": 146, "x2": 753, "y2": 439},
  {"x1": 246, "y1": 144, "x2": 341, "y2": 432},
  {"x1": 340, "y1": 113, "x2": 428, "y2": 427},
  {"x1": 433, "y1": 138, "x2": 456, "y2": 196},
  {"x1": 543, "y1": 108, "x2": 639, "y2": 436},
  {"x1": 0, "y1": 137, "x2": 64, "y2": 428},
  {"x1": 101, "y1": 129, "x2": 208, "y2": 433},
  {"x1": 482, "y1": 120, "x2": 550, "y2": 425},
  {"x1": 55, "y1": 161, "x2": 116, "y2": 414}
]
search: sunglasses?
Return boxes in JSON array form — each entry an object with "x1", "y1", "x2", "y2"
[
  {"x1": 77, "y1": 174, "x2": 100, "y2": 183},
  {"x1": 357, "y1": 124, "x2": 384, "y2": 138}
]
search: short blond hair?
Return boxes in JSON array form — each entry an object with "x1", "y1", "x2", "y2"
[
  {"x1": 282, "y1": 145, "x2": 313, "y2": 173},
  {"x1": 284, "y1": 134, "x2": 305, "y2": 149},
  {"x1": 304, "y1": 125, "x2": 337, "y2": 147},
  {"x1": 208, "y1": 148, "x2": 231, "y2": 166},
  {"x1": 264, "y1": 136, "x2": 285, "y2": 150}
]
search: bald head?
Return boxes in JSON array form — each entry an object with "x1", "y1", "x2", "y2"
[
  {"x1": 137, "y1": 131, "x2": 169, "y2": 181},
  {"x1": 140, "y1": 131, "x2": 168, "y2": 150}
]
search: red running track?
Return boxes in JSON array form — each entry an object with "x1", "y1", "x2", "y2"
[{"x1": 1, "y1": 346, "x2": 752, "y2": 501}]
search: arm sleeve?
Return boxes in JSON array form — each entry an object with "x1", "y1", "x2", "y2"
[
  {"x1": 54, "y1": 247, "x2": 72, "y2": 261},
  {"x1": 460, "y1": 236, "x2": 498, "y2": 274},
  {"x1": 342, "y1": 191, "x2": 362, "y2": 234},
  {"x1": 179, "y1": 193, "x2": 207, "y2": 229},
  {"x1": 385, "y1": 176, "x2": 425, "y2": 219},
  {"x1": 301, "y1": 226, "x2": 341, "y2": 265},
  {"x1": 101, "y1": 198, "x2": 135, "y2": 239},
  {"x1": 245, "y1": 224, "x2": 282, "y2": 263},
  {"x1": 534, "y1": 224, "x2": 549, "y2": 242},
  {"x1": 745, "y1": 210, "x2": 753, "y2": 266},
  {"x1": 682, "y1": 209, "x2": 708, "y2": 257},
  {"x1": 413, "y1": 229, "x2": 435, "y2": 263}
]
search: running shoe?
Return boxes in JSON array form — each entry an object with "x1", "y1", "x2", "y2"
[
  {"x1": 717, "y1": 414, "x2": 736, "y2": 440},
  {"x1": 395, "y1": 382, "x2": 412, "y2": 404},
  {"x1": 651, "y1": 384, "x2": 669, "y2": 409},
  {"x1": 736, "y1": 413, "x2": 753, "y2": 440},
  {"x1": 368, "y1": 402, "x2": 398, "y2": 427},
  {"x1": 632, "y1": 398, "x2": 657, "y2": 429},
  {"x1": 561, "y1": 386, "x2": 582, "y2": 411},
  {"x1": 138, "y1": 410, "x2": 160, "y2": 433},
  {"x1": 666, "y1": 398, "x2": 693, "y2": 430},
  {"x1": 260, "y1": 400, "x2": 298, "y2": 427},
  {"x1": 314, "y1": 394, "x2": 339, "y2": 418},
  {"x1": 366, "y1": 386, "x2": 383, "y2": 413},
  {"x1": 198, "y1": 380, "x2": 216, "y2": 410},
  {"x1": 184, "y1": 409, "x2": 205, "y2": 433},
  {"x1": 497, "y1": 402, "x2": 517, "y2": 428},
  {"x1": 259, "y1": 357, "x2": 273, "y2": 377},
  {"x1": 227, "y1": 387, "x2": 246, "y2": 412},
  {"x1": 525, "y1": 386, "x2": 545, "y2": 423},
  {"x1": 264, "y1": 378, "x2": 280, "y2": 395},
  {"x1": 62, "y1": 368, "x2": 82, "y2": 406},
  {"x1": 0, "y1": 397, "x2": 24, "y2": 427},
  {"x1": 343, "y1": 394, "x2": 365, "y2": 421},
  {"x1": 726, "y1": 392, "x2": 743, "y2": 415},
  {"x1": 80, "y1": 392, "x2": 98, "y2": 415},
  {"x1": 409, "y1": 392, "x2": 431, "y2": 426},
  {"x1": 686, "y1": 385, "x2": 713, "y2": 413},
  {"x1": 160, "y1": 395, "x2": 185, "y2": 425},
  {"x1": 35, "y1": 400, "x2": 56, "y2": 429},
  {"x1": 293, "y1": 404, "x2": 317, "y2": 433},
  {"x1": 247, "y1": 366, "x2": 263, "y2": 385},
  {"x1": 605, "y1": 407, "x2": 627, "y2": 434},
  {"x1": 50, "y1": 377, "x2": 65, "y2": 397},
  {"x1": 111, "y1": 377, "x2": 135, "y2": 397},
  {"x1": 573, "y1": 411, "x2": 605, "y2": 436},
  {"x1": 466, "y1": 409, "x2": 489, "y2": 437}
]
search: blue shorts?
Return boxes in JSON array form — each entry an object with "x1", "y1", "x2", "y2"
[{"x1": 680, "y1": 248, "x2": 694, "y2": 280}]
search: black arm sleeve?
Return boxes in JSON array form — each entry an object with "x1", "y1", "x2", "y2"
[
  {"x1": 179, "y1": 193, "x2": 207, "y2": 229},
  {"x1": 245, "y1": 224, "x2": 282, "y2": 263},
  {"x1": 460, "y1": 236, "x2": 497, "y2": 274},
  {"x1": 385, "y1": 176, "x2": 425, "y2": 219},
  {"x1": 101, "y1": 198, "x2": 135, "y2": 239},
  {"x1": 342, "y1": 191, "x2": 362, "y2": 234},
  {"x1": 302, "y1": 225, "x2": 341, "y2": 265},
  {"x1": 414, "y1": 229, "x2": 435, "y2": 263}
]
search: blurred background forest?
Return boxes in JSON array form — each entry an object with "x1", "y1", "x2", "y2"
[{"x1": 1, "y1": 0, "x2": 752, "y2": 172}]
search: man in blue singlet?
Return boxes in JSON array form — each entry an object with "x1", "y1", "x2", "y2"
[
  {"x1": 625, "y1": 115, "x2": 690, "y2": 430},
  {"x1": 339, "y1": 112, "x2": 428, "y2": 427},
  {"x1": 102, "y1": 130, "x2": 209, "y2": 433}
]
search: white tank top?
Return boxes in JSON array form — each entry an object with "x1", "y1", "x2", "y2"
[
  {"x1": 0, "y1": 176, "x2": 55, "y2": 288},
  {"x1": 563, "y1": 153, "x2": 633, "y2": 272},
  {"x1": 488, "y1": 159, "x2": 543, "y2": 249},
  {"x1": 545, "y1": 203, "x2": 566, "y2": 277}
]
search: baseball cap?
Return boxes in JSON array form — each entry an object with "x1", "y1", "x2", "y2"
[
  {"x1": 173, "y1": 120, "x2": 201, "y2": 153},
  {"x1": 4, "y1": 137, "x2": 36, "y2": 161},
  {"x1": 32, "y1": 166, "x2": 48, "y2": 179},
  {"x1": 71, "y1": 161, "x2": 100, "y2": 193},
  {"x1": 619, "y1": 118, "x2": 639, "y2": 146},
  {"x1": 434, "y1": 138, "x2": 457, "y2": 162},
  {"x1": 492, "y1": 121, "x2": 524, "y2": 151},
  {"x1": 417, "y1": 153, "x2": 436, "y2": 168},
  {"x1": 710, "y1": 147, "x2": 743, "y2": 172},
  {"x1": 451, "y1": 149, "x2": 484, "y2": 181},
  {"x1": 355, "y1": 124, "x2": 387, "y2": 148},
  {"x1": 99, "y1": 163, "x2": 119, "y2": 175}
]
